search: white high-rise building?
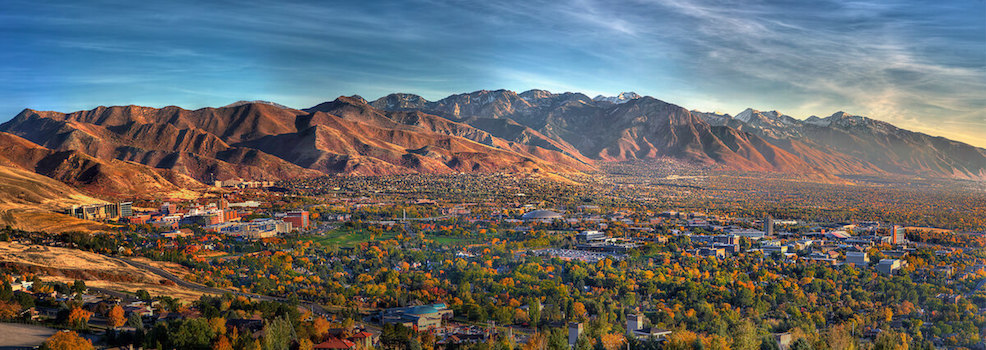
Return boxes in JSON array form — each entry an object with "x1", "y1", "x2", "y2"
[
  {"x1": 627, "y1": 314, "x2": 642, "y2": 334},
  {"x1": 568, "y1": 322, "x2": 583, "y2": 348}
]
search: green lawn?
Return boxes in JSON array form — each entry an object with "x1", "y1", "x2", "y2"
[
  {"x1": 297, "y1": 228, "x2": 399, "y2": 247},
  {"x1": 428, "y1": 235, "x2": 484, "y2": 245}
]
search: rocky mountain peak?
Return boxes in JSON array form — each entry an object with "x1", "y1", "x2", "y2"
[{"x1": 369, "y1": 93, "x2": 429, "y2": 110}]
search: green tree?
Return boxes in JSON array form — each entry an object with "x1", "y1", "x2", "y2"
[
  {"x1": 760, "y1": 336, "x2": 780, "y2": 350},
  {"x1": 127, "y1": 312, "x2": 144, "y2": 330},
  {"x1": 732, "y1": 320, "x2": 760, "y2": 350},
  {"x1": 548, "y1": 328, "x2": 569, "y2": 350},
  {"x1": 0, "y1": 281, "x2": 12, "y2": 301},
  {"x1": 872, "y1": 331, "x2": 909, "y2": 350},
  {"x1": 529, "y1": 300, "x2": 542, "y2": 329},
  {"x1": 380, "y1": 323, "x2": 414, "y2": 349},
  {"x1": 174, "y1": 318, "x2": 216, "y2": 350},
  {"x1": 262, "y1": 316, "x2": 295, "y2": 350},
  {"x1": 71, "y1": 280, "x2": 86, "y2": 295},
  {"x1": 575, "y1": 335, "x2": 593, "y2": 350},
  {"x1": 791, "y1": 338, "x2": 813, "y2": 350}
]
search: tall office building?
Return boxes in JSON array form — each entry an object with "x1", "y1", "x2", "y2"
[
  {"x1": 568, "y1": 322, "x2": 583, "y2": 348},
  {"x1": 891, "y1": 225, "x2": 904, "y2": 244},
  {"x1": 119, "y1": 202, "x2": 133, "y2": 218},
  {"x1": 283, "y1": 210, "x2": 310, "y2": 230},
  {"x1": 763, "y1": 216, "x2": 774, "y2": 236},
  {"x1": 627, "y1": 314, "x2": 642, "y2": 334}
]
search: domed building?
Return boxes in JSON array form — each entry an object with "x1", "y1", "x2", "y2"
[{"x1": 521, "y1": 209, "x2": 564, "y2": 222}]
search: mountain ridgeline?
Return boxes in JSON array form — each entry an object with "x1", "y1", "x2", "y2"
[
  {"x1": 370, "y1": 89, "x2": 986, "y2": 179},
  {"x1": 0, "y1": 89, "x2": 983, "y2": 196}
]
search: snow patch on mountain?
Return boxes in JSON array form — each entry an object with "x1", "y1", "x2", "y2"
[
  {"x1": 735, "y1": 108, "x2": 755, "y2": 123},
  {"x1": 805, "y1": 116, "x2": 829, "y2": 126},
  {"x1": 592, "y1": 92, "x2": 642, "y2": 104},
  {"x1": 222, "y1": 100, "x2": 291, "y2": 109}
]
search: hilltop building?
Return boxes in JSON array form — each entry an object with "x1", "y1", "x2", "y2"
[
  {"x1": 213, "y1": 179, "x2": 274, "y2": 188},
  {"x1": 67, "y1": 202, "x2": 133, "y2": 220}
]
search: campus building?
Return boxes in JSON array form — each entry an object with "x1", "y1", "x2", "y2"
[
  {"x1": 67, "y1": 202, "x2": 133, "y2": 220},
  {"x1": 379, "y1": 303, "x2": 453, "y2": 330},
  {"x1": 279, "y1": 210, "x2": 311, "y2": 230},
  {"x1": 206, "y1": 218, "x2": 293, "y2": 240},
  {"x1": 846, "y1": 251, "x2": 868, "y2": 266}
]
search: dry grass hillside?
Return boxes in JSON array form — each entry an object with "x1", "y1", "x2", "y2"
[
  {"x1": 0, "y1": 165, "x2": 114, "y2": 233},
  {"x1": 0, "y1": 242, "x2": 205, "y2": 301}
]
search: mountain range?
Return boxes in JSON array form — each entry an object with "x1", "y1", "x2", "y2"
[{"x1": 0, "y1": 89, "x2": 983, "y2": 200}]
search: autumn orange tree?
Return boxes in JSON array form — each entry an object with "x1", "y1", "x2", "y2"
[
  {"x1": 107, "y1": 305, "x2": 126, "y2": 328},
  {"x1": 66, "y1": 306, "x2": 93, "y2": 330},
  {"x1": 0, "y1": 300, "x2": 20, "y2": 319},
  {"x1": 572, "y1": 302, "x2": 588, "y2": 322},
  {"x1": 42, "y1": 330, "x2": 93, "y2": 350}
]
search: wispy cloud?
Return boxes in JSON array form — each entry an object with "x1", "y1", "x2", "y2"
[{"x1": 0, "y1": 0, "x2": 982, "y2": 146}]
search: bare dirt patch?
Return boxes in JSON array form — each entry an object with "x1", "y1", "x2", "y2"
[{"x1": 0, "y1": 323, "x2": 57, "y2": 348}]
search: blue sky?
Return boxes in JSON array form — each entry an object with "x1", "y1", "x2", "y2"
[{"x1": 2, "y1": 0, "x2": 984, "y2": 146}]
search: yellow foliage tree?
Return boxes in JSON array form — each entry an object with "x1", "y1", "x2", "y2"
[
  {"x1": 514, "y1": 308, "x2": 530, "y2": 324},
  {"x1": 212, "y1": 335, "x2": 233, "y2": 350},
  {"x1": 522, "y1": 332, "x2": 547, "y2": 350},
  {"x1": 572, "y1": 302, "x2": 587, "y2": 321},
  {"x1": 297, "y1": 338, "x2": 314, "y2": 350},
  {"x1": 313, "y1": 317, "x2": 332, "y2": 338},
  {"x1": 600, "y1": 333, "x2": 626, "y2": 350},
  {"x1": 209, "y1": 317, "x2": 227, "y2": 335},
  {"x1": 665, "y1": 330, "x2": 699, "y2": 350}
]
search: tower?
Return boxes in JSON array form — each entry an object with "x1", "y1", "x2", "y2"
[
  {"x1": 763, "y1": 215, "x2": 774, "y2": 236},
  {"x1": 891, "y1": 225, "x2": 903, "y2": 244},
  {"x1": 568, "y1": 322, "x2": 583, "y2": 348},
  {"x1": 627, "y1": 314, "x2": 642, "y2": 335}
]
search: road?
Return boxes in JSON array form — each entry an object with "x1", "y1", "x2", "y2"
[
  {"x1": 110, "y1": 257, "x2": 330, "y2": 316},
  {"x1": 90, "y1": 286, "x2": 137, "y2": 302}
]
